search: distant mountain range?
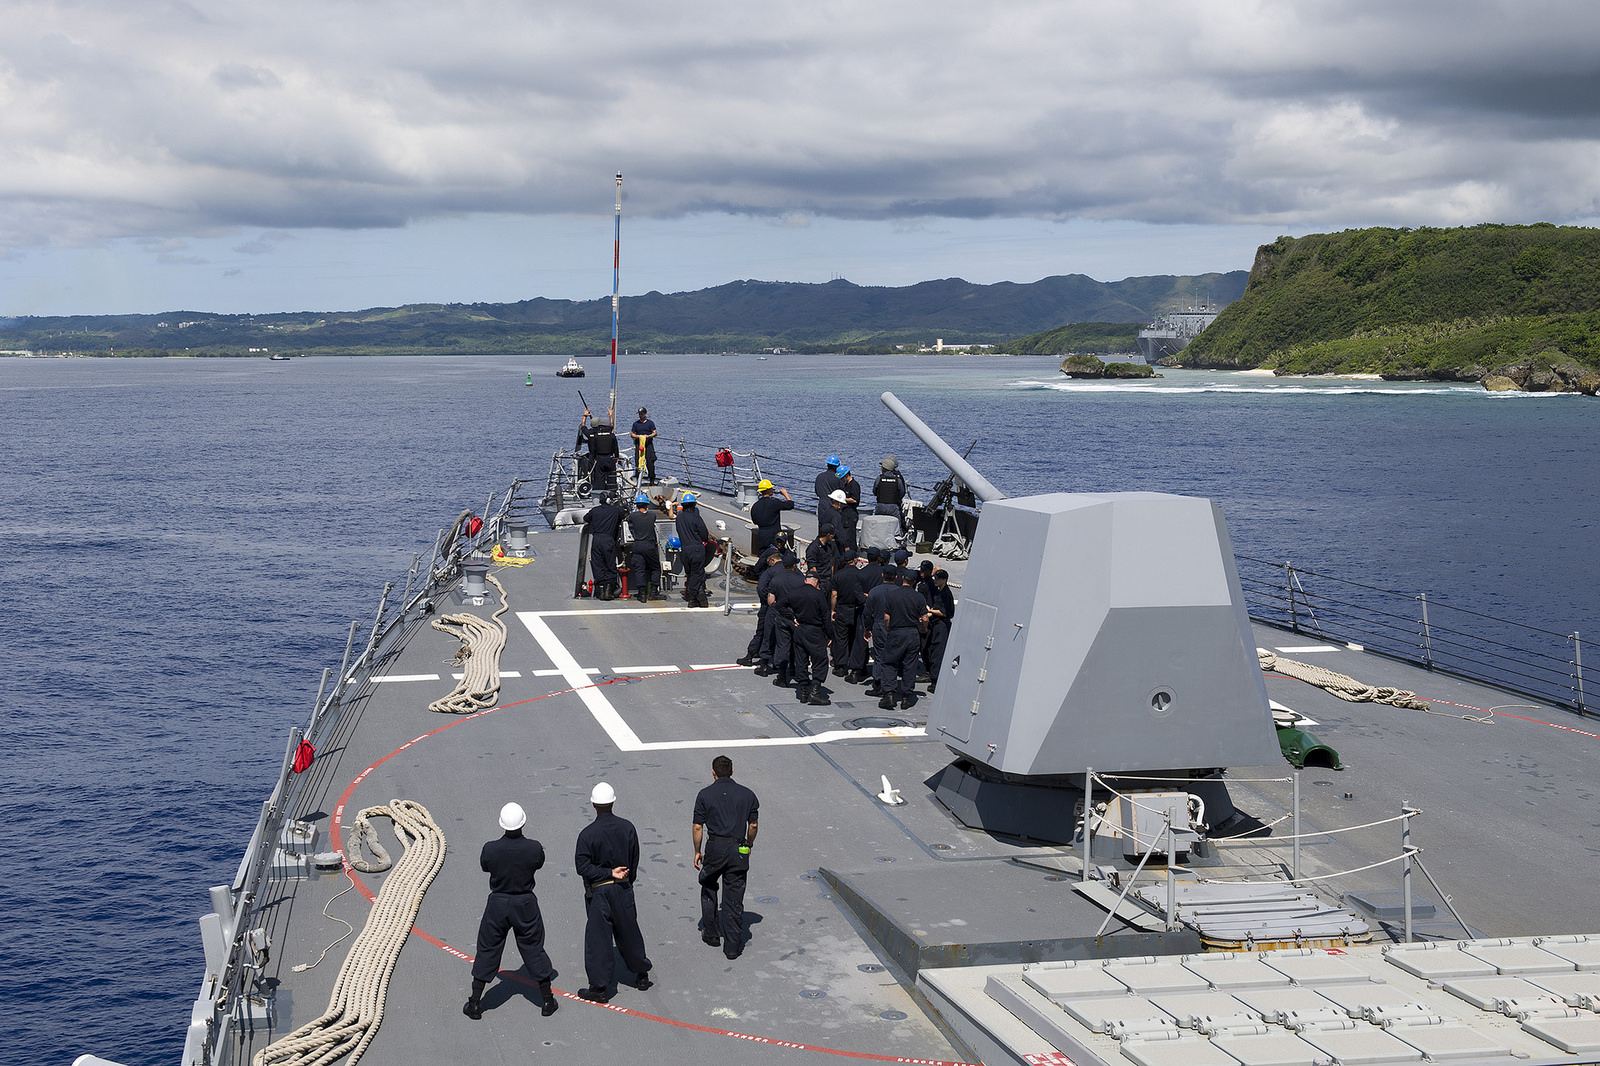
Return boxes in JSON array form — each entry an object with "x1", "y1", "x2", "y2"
[{"x1": 0, "y1": 272, "x2": 1248, "y2": 355}]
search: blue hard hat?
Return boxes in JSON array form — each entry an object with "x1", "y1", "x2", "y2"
[
  {"x1": 635, "y1": 493, "x2": 649, "y2": 505},
  {"x1": 827, "y1": 455, "x2": 839, "y2": 466},
  {"x1": 681, "y1": 492, "x2": 697, "y2": 504},
  {"x1": 836, "y1": 465, "x2": 851, "y2": 476},
  {"x1": 667, "y1": 536, "x2": 682, "y2": 550}
]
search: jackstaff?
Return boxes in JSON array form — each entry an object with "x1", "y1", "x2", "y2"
[{"x1": 609, "y1": 171, "x2": 622, "y2": 425}]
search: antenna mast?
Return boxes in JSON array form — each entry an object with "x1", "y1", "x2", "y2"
[{"x1": 608, "y1": 172, "x2": 622, "y2": 425}]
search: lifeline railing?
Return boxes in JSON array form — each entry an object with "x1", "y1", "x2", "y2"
[
  {"x1": 1235, "y1": 554, "x2": 1588, "y2": 716},
  {"x1": 185, "y1": 483, "x2": 526, "y2": 1066}
]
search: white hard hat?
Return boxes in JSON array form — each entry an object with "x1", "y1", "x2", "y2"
[
  {"x1": 590, "y1": 782, "x2": 617, "y2": 805},
  {"x1": 829, "y1": 488, "x2": 847, "y2": 503},
  {"x1": 498, "y1": 802, "x2": 527, "y2": 831}
]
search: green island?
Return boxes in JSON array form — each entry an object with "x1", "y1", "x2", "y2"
[{"x1": 1177, "y1": 224, "x2": 1600, "y2": 393}]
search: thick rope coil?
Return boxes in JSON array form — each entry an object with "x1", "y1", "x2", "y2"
[
  {"x1": 428, "y1": 572, "x2": 508, "y2": 714},
  {"x1": 254, "y1": 799, "x2": 447, "y2": 1066},
  {"x1": 1259, "y1": 650, "x2": 1430, "y2": 711}
]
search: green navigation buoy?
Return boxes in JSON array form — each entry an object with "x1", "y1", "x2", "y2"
[{"x1": 525, "y1": 372, "x2": 533, "y2": 386}]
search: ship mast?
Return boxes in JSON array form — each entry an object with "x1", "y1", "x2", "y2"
[{"x1": 608, "y1": 172, "x2": 621, "y2": 425}]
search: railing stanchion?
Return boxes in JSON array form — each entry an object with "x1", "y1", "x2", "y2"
[
  {"x1": 1402, "y1": 802, "x2": 1414, "y2": 944},
  {"x1": 1081, "y1": 767, "x2": 1093, "y2": 882},
  {"x1": 1165, "y1": 819, "x2": 1177, "y2": 932},
  {"x1": 1419, "y1": 593, "x2": 1433, "y2": 669},
  {"x1": 1575, "y1": 631, "x2": 1587, "y2": 715},
  {"x1": 1286, "y1": 561, "x2": 1297, "y2": 632},
  {"x1": 1292, "y1": 767, "x2": 1301, "y2": 882}
]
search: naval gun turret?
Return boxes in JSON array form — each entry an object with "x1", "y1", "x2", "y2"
[{"x1": 882, "y1": 393, "x2": 1281, "y2": 854}]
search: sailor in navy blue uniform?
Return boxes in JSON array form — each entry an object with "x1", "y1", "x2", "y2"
[
  {"x1": 748, "y1": 479, "x2": 794, "y2": 572},
  {"x1": 464, "y1": 802, "x2": 558, "y2": 1021},
  {"x1": 766, "y1": 553, "x2": 807, "y2": 688},
  {"x1": 873, "y1": 456, "x2": 907, "y2": 531},
  {"x1": 860, "y1": 565, "x2": 900, "y2": 697},
  {"x1": 850, "y1": 550, "x2": 885, "y2": 682},
  {"x1": 877, "y1": 569, "x2": 930, "y2": 710},
  {"x1": 739, "y1": 546, "x2": 786, "y2": 670},
  {"x1": 629, "y1": 407, "x2": 657, "y2": 484},
  {"x1": 692, "y1": 755, "x2": 760, "y2": 959},
  {"x1": 833, "y1": 466, "x2": 861, "y2": 552},
  {"x1": 830, "y1": 549, "x2": 864, "y2": 678},
  {"x1": 574, "y1": 782, "x2": 652, "y2": 1002},
  {"x1": 790, "y1": 569, "x2": 835, "y2": 706},
  {"x1": 583, "y1": 495, "x2": 626, "y2": 600},
  {"x1": 674, "y1": 493, "x2": 713, "y2": 608},
  {"x1": 624, "y1": 494, "x2": 660, "y2": 603},
  {"x1": 920, "y1": 567, "x2": 956, "y2": 691},
  {"x1": 813, "y1": 455, "x2": 840, "y2": 508},
  {"x1": 804, "y1": 526, "x2": 839, "y2": 597}
]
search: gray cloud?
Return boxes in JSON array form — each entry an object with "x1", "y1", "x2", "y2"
[{"x1": 4, "y1": 0, "x2": 1600, "y2": 253}]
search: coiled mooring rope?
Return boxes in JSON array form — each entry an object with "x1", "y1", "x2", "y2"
[
  {"x1": 1259, "y1": 649, "x2": 1430, "y2": 711},
  {"x1": 254, "y1": 799, "x2": 447, "y2": 1066},
  {"x1": 428, "y1": 571, "x2": 508, "y2": 715}
]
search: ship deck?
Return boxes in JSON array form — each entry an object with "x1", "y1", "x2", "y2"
[{"x1": 230, "y1": 488, "x2": 1600, "y2": 1066}]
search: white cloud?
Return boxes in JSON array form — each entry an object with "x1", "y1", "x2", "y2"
[{"x1": 3, "y1": 0, "x2": 1600, "y2": 305}]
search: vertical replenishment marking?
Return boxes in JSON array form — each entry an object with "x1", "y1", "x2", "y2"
[{"x1": 609, "y1": 171, "x2": 622, "y2": 424}]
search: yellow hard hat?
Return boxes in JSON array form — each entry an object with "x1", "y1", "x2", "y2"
[{"x1": 757, "y1": 479, "x2": 774, "y2": 492}]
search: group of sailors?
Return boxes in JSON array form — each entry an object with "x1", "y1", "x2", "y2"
[
  {"x1": 581, "y1": 489, "x2": 716, "y2": 608},
  {"x1": 575, "y1": 405, "x2": 658, "y2": 493},
  {"x1": 465, "y1": 757, "x2": 760, "y2": 1021},
  {"x1": 737, "y1": 455, "x2": 951, "y2": 710}
]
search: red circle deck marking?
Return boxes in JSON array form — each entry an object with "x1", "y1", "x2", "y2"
[{"x1": 330, "y1": 670, "x2": 971, "y2": 1065}]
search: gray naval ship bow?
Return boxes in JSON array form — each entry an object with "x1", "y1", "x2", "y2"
[{"x1": 151, "y1": 395, "x2": 1600, "y2": 1066}]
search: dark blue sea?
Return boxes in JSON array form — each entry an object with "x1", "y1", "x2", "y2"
[{"x1": 4, "y1": 354, "x2": 1597, "y2": 1066}]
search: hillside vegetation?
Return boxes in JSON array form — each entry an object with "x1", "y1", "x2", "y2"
[
  {"x1": 995, "y1": 321, "x2": 1141, "y2": 355},
  {"x1": 0, "y1": 272, "x2": 1246, "y2": 356},
  {"x1": 1182, "y1": 225, "x2": 1600, "y2": 389}
]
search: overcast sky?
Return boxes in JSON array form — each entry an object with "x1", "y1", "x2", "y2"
[{"x1": 4, "y1": 0, "x2": 1600, "y2": 316}]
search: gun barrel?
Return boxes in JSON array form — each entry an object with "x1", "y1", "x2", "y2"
[{"x1": 880, "y1": 392, "x2": 1006, "y2": 502}]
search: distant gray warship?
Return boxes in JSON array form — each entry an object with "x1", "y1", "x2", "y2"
[{"x1": 1137, "y1": 305, "x2": 1219, "y2": 362}]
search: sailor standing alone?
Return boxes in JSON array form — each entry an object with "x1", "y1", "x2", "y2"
[
  {"x1": 574, "y1": 782, "x2": 653, "y2": 1002},
  {"x1": 693, "y1": 755, "x2": 760, "y2": 960},
  {"x1": 464, "y1": 802, "x2": 559, "y2": 1021}
]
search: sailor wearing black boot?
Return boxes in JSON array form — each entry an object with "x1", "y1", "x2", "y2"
[
  {"x1": 625, "y1": 494, "x2": 660, "y2": 602},
  {"x1": 739, "y1": 547, "x2": 785, "y2": 670},
  {"x1": 574, "y1": 783, "x2": 652, "y2": 1002},
  {"x1": 583, "y1": 495, "x2": 626, "y2": 600},
  {"x1": 749, "y1": 480, "x2": 794, "y2": 574},
  {"x1": 830, "y1": 550, "x2": 864, "y2": 679},
  {"x1": 693, "y1": 756, "x2": 759, "y2": 959},
  {"x1": 464, "y1": 802, "x2": 558, "y2": 1021},
  {"x1": 790, "y1": 570, "x2": 835, "y2": 706},
  {"x1": 766, "y1": 553, "x2": 806, "y2": 689},
  {"x1": 860, "y1": 565, "x2": 900, "y2": 697},
  {"x1": 674, "y1": 493, "x2": 713, "y2": 607},
  {"x1": 876, "y1": 570, "x2": 931, "y2": 710}
]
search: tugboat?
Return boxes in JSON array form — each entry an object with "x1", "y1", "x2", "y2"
[{"x1": 556, "y1": 356, "x2": 585, "y2": 378}]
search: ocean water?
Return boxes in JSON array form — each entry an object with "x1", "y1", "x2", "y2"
[{"x1": 3, "y1": 354, "x2": 1596, "y2": 1066}]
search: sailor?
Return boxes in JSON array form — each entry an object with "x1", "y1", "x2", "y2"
[
  {"x1": 575, "y1": 409, "x2": 596, "y2": 486},
  {"x1": 692, "y1": 755, "x2": 760, "y2": 960},
  {"x1": 876, "y1": 569, "x2": 931, "y2": 711},
  {"x1": 820, "y1": 487, "x2": 847, "y2": 539},
  {"x1": 860, "y1": 565, "x2": 902, "y2": 698},
  {"x1": 739, "y1": 546, "x2": 786, "y2": 671},
  {"x1": 574, "y1": 782, "x2": 653, "y2": 1002},
  {"x1": 872, "y1": 456, "x2": 908, "y2": 532},
  {"x1": 625, "y1": 494, "x2": 661, "y2": 603},
  {"x1": 586, "y1": 413, "x2": 621, "y2": 493},
  {"x1": 766, "y1": 552, "x2": 807, "y2": 689},
  {"x1": 464, "y1": 802, "x2": 558, "y2": 1021},
  {"x1": 790, "y1": 569, "x2": 835, "y2": 706},
  {"x1": 804, "y1": 526, "x2": 839, "y2": 597},
  {"x1": 813, "y1": 455, "x2": 840, "y2": 508},
  {"x1": 834, "y1": 466, "x2": 862, "y2": 553},
  {"x1": 921, "y1": 568, "x2": 955, "y2": 693},
  {"x1": 848, "y1": 550, "x2": 886, "y2": 683},
  {"x1": 674, "y1": 492, "x2": 713, "y2": 608},
  {"x1": 582, "y1": 494, "x2": 627, "y2": 600},
  {"x1": 629, "y1": 407, "x2": 658, "y2": 485},
  {"x1": 829, "y1": 549, "x2": 865, "y2": 679},
  {"x1": 748, "y1": 479, "x2": 794, "y2": 571}
]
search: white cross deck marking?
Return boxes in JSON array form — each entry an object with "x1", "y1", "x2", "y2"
[
  {"x1": 611, "y1": 665, "x2": 680, "y2": 674},
  {"x1": 516, "y1": 608, "x2": 926, "y2": 752},
  {"x1": 450, "y1": 670, "x2": 522, "y2": 679},
  {"x1": 373, "y1": 673, "x2": 441, "y2": 683},
  {"x1": 1276, "y1": 645, "x2": 1341, "y2": 653}
]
